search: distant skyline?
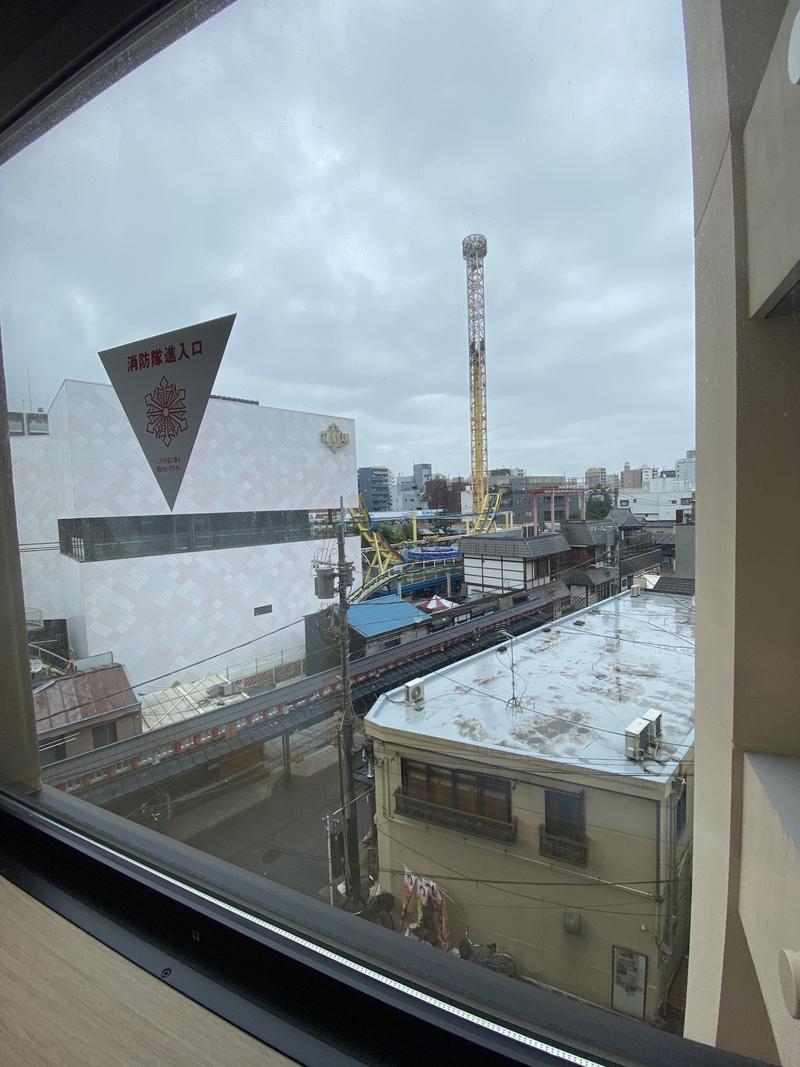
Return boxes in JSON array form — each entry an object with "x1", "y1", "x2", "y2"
[{"x1": 1, "y1": 1, "x2": 693, "y2": 480}]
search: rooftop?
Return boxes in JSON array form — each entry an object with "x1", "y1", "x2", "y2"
[
  {"x1": 459, "y1": 532, "x2": 571, "y2": 559},
  {"x1": 345, "y1": 594, "x2": 430, "y2": 638},
  {"x1": 366, "y1": 591, "x2": 694, "y2": 785}
]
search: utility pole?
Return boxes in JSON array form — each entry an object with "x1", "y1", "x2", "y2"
[{"x1": 334, "y1": 498, "x2": 361, "y2": 907}]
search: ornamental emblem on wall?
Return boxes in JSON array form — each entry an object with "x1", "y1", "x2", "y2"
[
  {"x1": 145, "y1": 376, "x2": 187, "y2": 447},
  {"x1": 320, "y1": 422, "x2": 350, "y2": 452}
]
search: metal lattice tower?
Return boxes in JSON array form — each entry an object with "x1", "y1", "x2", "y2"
[{"x1": 463, "y1": 233, "x2": 489, "y2": 512}]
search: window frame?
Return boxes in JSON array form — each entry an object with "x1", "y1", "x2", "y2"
[
  {"x1": 544, "y1": 787, "x2": 586, "y2": 844},
  {"x1": 0, "y1": 7, "x2": 745, "y2": 1064},
  {"x1": 401, "y1": 758, "x2": 512, "y2": 824}
]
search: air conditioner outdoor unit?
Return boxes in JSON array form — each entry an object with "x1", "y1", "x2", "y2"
[
  {"x1": 625, "y1": 717, "x2": 652, "y2": 761},
  {"x1": 642, "y1": 708, "x2": 663, "y2": 753},
  {"x1": 631, "y1": 585, "x2": 641, "y2": 597},
  {"x1": 404, "y1": 679, "x2": 425, "y2": 706}
]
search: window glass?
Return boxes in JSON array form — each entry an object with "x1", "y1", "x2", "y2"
[
  {"x1": 545, "y1": 788, "x2": 585, "y2": 842},
  {"x1": 2, "y1": 0, "x2": 700, "y2": 1049}
]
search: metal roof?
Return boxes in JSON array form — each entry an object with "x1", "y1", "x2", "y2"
[{"x1": 345, "y1": 594, "x2": 430, "y2": 638}]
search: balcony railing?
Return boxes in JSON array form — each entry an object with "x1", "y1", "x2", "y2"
[
  {"x1": 538, "y1": 825, "x2": 588, "y2": 867},
  {"x1": 395, "y1": 790, "x2": 517, "y2": 843}
]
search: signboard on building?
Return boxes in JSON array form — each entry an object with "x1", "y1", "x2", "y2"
[{"x1": 99, "y1": 314, "x2": 236, "y2": 509}]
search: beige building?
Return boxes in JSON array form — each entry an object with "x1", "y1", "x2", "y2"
[
  {"x1": 682, "y1": 3, "x2": 800, "y2": 1064},
  {"x1": 366, "y1": 591, "x2": 694, "y2": 1023}
]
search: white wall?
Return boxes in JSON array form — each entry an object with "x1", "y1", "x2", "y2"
[
  {"x1": 73, "y1": 535, "x2": 361, "y2": 688},
  {"x1": 50, "y1": 380, "x2": 357, "y2": 515},
  {"x1": 618, "y1": 489, "x2": 694, "y2": 521},
  {"x1": 9, "y1": 434, "x2": 64, "y2": 618},
  {"x1": 12, "y1": 379, "x2": 360, "y2": 683}
]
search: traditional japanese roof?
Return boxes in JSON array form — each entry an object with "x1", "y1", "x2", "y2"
[
  {"x1": 607, "y1": 507, "x2": 646, "y2": 529},
  {"x1": 459, "y1": 532, "x2": 570, "y2": 560},
  {"x1": 567, "y1": 567, "x2": 616, "y2": 588}
]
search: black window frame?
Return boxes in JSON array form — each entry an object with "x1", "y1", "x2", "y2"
[
  {"x1": 544, "y1": 788, "x2": 586, "y2": 843},
  {"x1": 0, "y1": 783, "x2": 743, "y2": 1067}
]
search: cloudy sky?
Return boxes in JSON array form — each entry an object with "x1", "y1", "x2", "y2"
[{"x1": 0, "y1": 0, "x2": 693, "y2": 481}]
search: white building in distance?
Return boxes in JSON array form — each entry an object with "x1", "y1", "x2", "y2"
[{"x1": 11, "y1": 380, "x2": 359, "y2": 689}]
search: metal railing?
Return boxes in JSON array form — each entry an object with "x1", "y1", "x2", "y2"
[
  {"x1": 395, "y1": 789, "x2": 517, "y2": 843},
  {"x1": 538, "y1": 825, "x2": 588, "y2": 867}
]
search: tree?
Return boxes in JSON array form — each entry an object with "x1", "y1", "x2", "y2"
[
  {"x1": 376, "y1": 522, "x2": 402, "y2": 544},
  {"x1": 586, "y1": 488, "x2": 612, "y2": 520},
  {"x1": 428, "y1": 518, "x2": 455, "y2": 537}
]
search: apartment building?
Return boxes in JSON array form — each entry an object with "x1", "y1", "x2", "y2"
[
  {"x1": 357, "y1": 466, "x2": 393, "y2": 512},
  {"x1": 366, "y1": 591, "x2": 694, "y2": 1023}
]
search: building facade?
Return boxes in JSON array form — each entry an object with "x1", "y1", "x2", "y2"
[
  {"x1": 366, "y1": 592, "x2": 694, "y2": 1023},
  {"x1": 357, "y1": 466, "x2": 392, "y2": 512},
  {"x1": 460, "y1": 530, "x2": 571, "y2": 597},
  {"x1": 11, "y1": 380, "x2": 359, "y2": 689},
  {"x1": 584, "y1": 466, "x2": 607, "y2": 489}
]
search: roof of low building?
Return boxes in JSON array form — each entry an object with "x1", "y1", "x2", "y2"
[
  {"x1": 567, "y1": 567, "x2": 616, "y2": 588},
  {"x1": 366, "y1": 591, "x2": 694, "y2": 785},
  {"x1": 561, "y1": 520, "x2": 615, "y2": 547},
  {"x1": 607, "y1": 507, "x2": 646, "y2": 528},
  {"x1": 33, "y1": 663, "x2": 140, "y2": 736},
  {"x1": 652, "y1": 576, "x2": 696, "y2": 596},
  {"x1": 460, "y1": 532, "x2": 570, "y2": 560},
  {"x1": 346, "y1": 594, "x2": 430, "y2": 638}
]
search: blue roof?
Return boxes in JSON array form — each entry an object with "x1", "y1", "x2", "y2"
[{"x1": 345, "y1": 594, "x2": 429, "y2": 638}]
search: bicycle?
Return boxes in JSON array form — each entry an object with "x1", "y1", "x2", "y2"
[{"x1": 457, "y1": 927, "x2": 517, "y2": 976}]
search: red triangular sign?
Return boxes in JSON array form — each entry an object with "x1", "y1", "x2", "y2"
[{"x1": 99, "y1": 314, "x2": 236, "y2": 509}]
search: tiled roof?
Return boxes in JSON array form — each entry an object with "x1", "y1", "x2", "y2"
[{"x1": 652, "y1": 576, "x2": 695, "y2": 596}]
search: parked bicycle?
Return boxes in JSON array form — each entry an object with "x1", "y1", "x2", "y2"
[{"x1": 457, "y1": 927, "x2": 517, "y2": 976}]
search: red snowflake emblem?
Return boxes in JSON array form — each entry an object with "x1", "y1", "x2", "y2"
[{"x1": 145, "y1": 376, "x2": 187, "y2": 446}]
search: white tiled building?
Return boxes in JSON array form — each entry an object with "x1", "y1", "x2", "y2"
[{"x1": 11, "y1": 380, "x2": 359, "y2": 689}]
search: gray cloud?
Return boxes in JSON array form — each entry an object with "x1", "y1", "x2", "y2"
[{"x1": 0, "y1": 0, "x2": 693, "y2": 481}]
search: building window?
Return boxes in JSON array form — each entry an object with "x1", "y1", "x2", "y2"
[
  {"x1": 534, "y1": 557, "x2": 550, "y2": 578},
  {"x1": 400, "y1": 759, "x2": 512, "y2": 824},
  {"x1": 58, "y1": 509, "x2": 323, "y2": 562},
  {"x1": 92, "y1": 721, "x2": 118, "y2": 749},
  {"x1": 544, "y1": 788, "x2": 585, "y2": 841},
  {"x1": 680, "y1": 497, "x2": 693, "y2": 505},
  {"x1": 540, "y1": 788, "x2": 588, "y2": 866},
  {"x1": 39, "y1": 736, "x2": 67, "y2": 766},
  {"x1": 8, "y1": 411, "x2": 25, "y2": 435}
]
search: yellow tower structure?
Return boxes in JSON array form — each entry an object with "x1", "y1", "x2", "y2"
[{"x1": 462, "y1": 234, "x2": 489, "y2": 513}]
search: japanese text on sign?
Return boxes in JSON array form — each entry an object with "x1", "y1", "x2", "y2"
[{"x1": 127, "y1": 339, "x2": 203, "y2": 373}]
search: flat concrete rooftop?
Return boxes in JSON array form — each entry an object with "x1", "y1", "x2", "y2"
[{"x1": 366, "y1": 590, "x2": 695, "y2": 783}]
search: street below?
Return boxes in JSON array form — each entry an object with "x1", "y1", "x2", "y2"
[{"x1": 175, "y1": 762, "x2": 372, "y2": 902}]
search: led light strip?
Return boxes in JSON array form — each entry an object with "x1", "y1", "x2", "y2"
[{"x1": 22, "y1": 804, "x2": 605, "y2": 1067}]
